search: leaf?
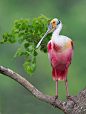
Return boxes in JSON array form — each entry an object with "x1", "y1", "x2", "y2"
[
  {"x1": 20, "y1": 52, "x2": 24, "y2": 56},
  {"x1": 26, "y1": 34, "x2": 33, "y2": 38},
  {"x1": 27, "y1": 52, "x2": 32, "y2": 56},
  {"x1": 23, "y1": 34, "x2": 28, "y2": 39},
  {"x1": 18, "y1": 39, "x2": 24, "y2": 44},
  {"x1": 34, "y1": 50, "x2": 38, "y2": 56},
  {"x1": 43, "y1": 47, "x2": 47, "y2": 53},
  {"x1": 9, "y1": 34, "x2": 16, "y2": 43},
  {"x1": 25, "y1": 59, "x2": 31, "y2": 63},
  {"x1": 24, "y1": 43, "x2": 29, "y2": 49},
  {"x1": 13, "y1": 48, "x2": 23, "y2": 59},
  {"x1": 21, "y1": 21, "x2": 28, "y2": 29},
  {"x1": 14, "y1": 29, "x2": 19, "y2": 33},
  {"x1": 0, "y1": 40, "x2": 5, "y2": 44},
  {"x1": 28, "y1": 45, "x2": 33, "y2": 51},
  {"x1": 25, "y1": 65, "x2": 33, "y2": 75},
  {"x1": 3, "y1": 32, "x2": 8, "y2": 41},
  {"x1": 31, "y1": 63, "x2": 36, "y2": 72},
  {"x1": 18, "y1": 30, "x2": 25, "y2": 37},
  {"x1": 23, "y1": 59, "x2": 31, "y2": 67},
  {"x1": 32, "y1": 57, "x2": 36, "y2": 63},
  {"x1": 25, "y1": 53, "x2": 29, "y2": 59},
  {"x1": 14, "y1": 20, "x2": 21, "y2": 28},
  {"x1": 14, "y1": 20, "x2": 19, "y2": 25}
]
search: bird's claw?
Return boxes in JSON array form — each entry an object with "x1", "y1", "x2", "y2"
[
  {"x1": 53, "y1": 95, "x2": 58, "y2": 108},
  {"x1": 53, "y1": 95, "x2": 63, "y2": 108},
  {"x1": 55, "y1": 95, "x2": 58, "y2": 100},
  {"x1": 66, "y1": 96, "x2": 77, "y2": 105}
]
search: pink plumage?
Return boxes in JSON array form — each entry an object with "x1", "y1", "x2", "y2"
[
  {"x1": 48, "y1": 41, "x2": 73, "y2": 81},
  {"x1": 36, "y1": 18, "x2": 74, "y2": 100}
]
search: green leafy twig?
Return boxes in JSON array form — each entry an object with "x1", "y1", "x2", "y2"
[{"x1": 0, "y1": 15, "x2": 53, "y2": 75}]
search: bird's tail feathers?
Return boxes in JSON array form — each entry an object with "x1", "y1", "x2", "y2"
[{"x1": 52, "y1": 68, "x2": 68, "y2": 81}]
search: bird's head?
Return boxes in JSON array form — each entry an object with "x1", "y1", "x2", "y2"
[
  {"x1": 36, "y1": 18, "x2": 61, "y2": 49},
  {"x1": 48, "y1": 18, "x2": 61, "y2": 33}
]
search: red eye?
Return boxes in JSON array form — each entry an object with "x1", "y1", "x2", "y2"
[{"x1": 53, "y1": 21, "x2": 55, "y2": 24}]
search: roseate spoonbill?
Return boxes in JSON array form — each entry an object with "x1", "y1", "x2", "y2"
[{"x1": 36, "y1": 18, "x2": 74, "y2": 100}]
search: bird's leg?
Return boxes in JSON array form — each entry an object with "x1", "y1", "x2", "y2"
[
  {"x1": 53, "y1": 79, "x2": 58, "y2": 108},
  {"x1": 55, "y1": 79, "x2": 58, "y2": 99},
  {"x1": 53, "y1": 68, "x2": 59, "y2": 108},
  {"x1": 53, "y1": 78, "x2": 62, "y2": 107},
  {"x1": 65, "y1": 78, "x2": 76, "y2": 104},
  {"x1": 53, "y1": 68, "x2": 63, "y2": 107},
  {"x1": 65, "y1": 78, "x2": 69, "y2": 99},
  {"x1": 55, "y1": 68, "x2": 58, "y2": 99}
]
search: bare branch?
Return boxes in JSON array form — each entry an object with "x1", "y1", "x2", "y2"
[
  {"x1": 0, "y1": 66, "x2": 65, "y2": 111},
  {"x1": 0, "y1": 65, "x2": 86, "y2": 114}
]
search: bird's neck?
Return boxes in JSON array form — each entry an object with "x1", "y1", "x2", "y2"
[{"x1": 52, "y1": 23, "x2": 62, "y2": 39}]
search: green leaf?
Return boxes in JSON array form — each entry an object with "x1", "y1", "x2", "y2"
[
  {"x1": 14, "y1": 20, "x2": 19, "y2": 25},
  {"x1": 14, "y1": 20, "x2": 21, "y2": 28},
  {"x1": 0, "y1": 40, "x2": 5, "y2": 44},
  {"x1": 43, "y1": 47, "x2": 47, "y2": 53},
  {"x1": 3, "y1": 32, "x2": 8, "y2": 41},
  {"x1": 28, "y1": 45, "x2": 33, "y2": 51},
  {"x1": 9, "y1": 34, "x2": 16, "y2": 43},
  {"x1": 23, "y1": 59, "x2": 31, "y2": 67},
  {"x1": 32, "y1": 57, "x2": 36, "y2": 63},
  {"x1": 31, "y1": 63, "x2": 36, "y2": 72},
  {"x1": 25, "y1": 59, "x2": 31, "y2": 63},
  {"x1": 25, "y1": 53, "x2": 29, "y2": 59},
  {"x1": 23, "y1": 62, "x2": 29, "y2": 67},
  {"x1": 18, "y1": 30, "x2": 25, "y2": 37},
  {"x1": 34, "y1": 50, "x2": 38, "y2": 56},
  {"x1": 26, "y1": 34, "x2": 33, "y2": 38},
  {"x1": 25, "y1": 65, "x2": 33, "y2": 75},
  {"x1": 32, "y1": 18, "x2": 37, "y2": 24},
  {"x1": 18, "y1": 39, "x2": 24, "y2": 44},
  {"x1": 27, "y1": 52, "x2": 32, "y2": 56},
  {"x1": 24, "y1": 43, "x2": 29, "y2": 49},
  {"x1": 23, "y1": 34, "x2": 28, "y2": 39},
  {"x1": 14, "y1": 29, "x2": 19, "y2": 34},
  {"x1": 13, "y1": 48, "x2": 23, "y2": 59},
  {"x1": 20, "y1": 52, "x2": 24, "y2": 56},
  {"x1": 21, "y1": 21, "x2": 28, "y2": 29}
]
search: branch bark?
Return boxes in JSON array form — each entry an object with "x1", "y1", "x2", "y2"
[{"x1": 0, "y1": 66, "x2": 86, "y2": 114}]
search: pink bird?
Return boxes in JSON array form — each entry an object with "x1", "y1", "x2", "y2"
[{"x1": 36, "y1": 18, "x2": 74, "y2": 100}]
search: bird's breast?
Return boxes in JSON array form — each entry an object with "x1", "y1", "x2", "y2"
[
  {"x1": 47, "y1": 39, "x2": 73, "y2": 69},
  {"x1": 48, "y1": 38, "x2": 73, "y2": 53}
]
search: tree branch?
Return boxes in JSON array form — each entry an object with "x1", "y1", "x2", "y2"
[
  {"x1": 0, "y1": 66, "x2": 86, "y2": 114},
  {"x1": 0, "y1": 66, "x2": 65, "y2": 111}
]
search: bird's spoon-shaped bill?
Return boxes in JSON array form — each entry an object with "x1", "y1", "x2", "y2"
[{"x1": 36, "y1": 23, "x2": 53, "y2": 49}]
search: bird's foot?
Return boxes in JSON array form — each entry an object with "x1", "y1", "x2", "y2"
[
  {"x1": 66, "y1": 96, "x2": 77, "y2": 105},
  {"x1": 53, "y1": 95, "x2": 62, "y2": 108},
  {"x1": 55, "y1": 95, "x2": 58, "y2": 100},
  {"x1": 53, "y1": 95, "x2": 58, "y2": 108}
]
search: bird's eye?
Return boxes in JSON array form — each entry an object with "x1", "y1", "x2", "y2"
[{"x1": 53, "y1": 21, "x2": 55, "y2": 24}]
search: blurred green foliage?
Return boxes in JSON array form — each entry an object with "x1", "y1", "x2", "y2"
[{"x1": 0, "y1": 0, "x2": 86, "y2": 114}]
